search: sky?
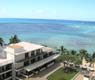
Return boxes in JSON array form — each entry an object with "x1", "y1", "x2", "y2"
[{"x1": 0, "y1": 0, "x2": 95, "y2": 21}]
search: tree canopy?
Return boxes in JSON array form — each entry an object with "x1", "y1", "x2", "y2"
[
  {"x1": 0, "y1": 37, "x2": 4, "y2": 46},
  {"x1": 9, "y1": 35, "x2": 20, "y2": 44}
]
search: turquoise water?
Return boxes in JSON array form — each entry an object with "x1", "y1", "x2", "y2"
[{"x1": 0, "y1": 18, "x2": 95, "y2": 53}]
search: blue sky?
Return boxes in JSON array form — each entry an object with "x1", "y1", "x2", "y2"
[{"x1": 0, "y1": 0, "x2": 95, "y2": 21}]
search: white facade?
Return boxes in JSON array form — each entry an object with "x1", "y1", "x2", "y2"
[
  {"x1": 1, "y1": 42, "x2": 59, "y2": 80},
  {"x1": 83, "y1": 76, "x2": 89, "y2": 80}
]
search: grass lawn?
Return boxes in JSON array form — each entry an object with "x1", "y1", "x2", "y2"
[{"x1": 47, "y1": 68, "x2": 77, "y2": 80}]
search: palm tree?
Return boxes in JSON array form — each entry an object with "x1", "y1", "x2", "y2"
[
  {"x1": 9, "y1": 35, "x2": 20, "y2": 44},
  {"x1": 75, "y1": 58, "x2": 81, "y2": 65},
  {"x1": 90, "y1": 52, "x2": 95, "y2": 64},
  {"x1": 0, "y1": 37, "x2": 4, "y2": 46},
  {"x1": 70, "y1": 50, "x2": 77, "y2": 55},
  {"x1": 79, "y1": 49, "x2": 88, "y2": 59},
  {"x1": 92, "y1": 52, "x2": 95, "y2": 59},
  {"x1": 56, "y1": 47, "x2": 68, "y2": 62},
  {"x1": 60, "y1": 46, "x2": 64, "y2": 55},
  {"x1": 90, "y1": 55, "x2": 95, "y2": 68},
  {"x1": 59, "y1": 46, "x2": 67, "y2": 55}
]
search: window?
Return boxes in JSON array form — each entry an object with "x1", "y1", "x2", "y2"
[
  {"x1": 2, "y1": 74, "x2": 6, "y2": 79},
  {"x1": 49, "y1": 52, "x2": 53, "y2": 56},
  {"x1": 24, "y1": 61, "x2": 29, "y2": 66},
  {"x1": 31, "y1": 51, "x2": 35, "y2": 57},
  {"x1": 0, "y1": 67, "x2": 2, "y2": 72},
  {"x1": 6, "y1": 64, "x2": 12, "y2": 70},
  {"x1": 31, "y1": 58, "x2": 36, "y2": 64},
  {"x1": 6, "y1": 71, "x2": 12, "y2": 78},
  {"x1": 37, "y1": 56, "x2": 42, "y2": 61},
  {"x1": 2, "y1": 66, "x2": 6, "y2": 72},
  {"x1": 25, "y1": 53, "x2": 29, "y2": 59},
  {"x1": 43, "y1": 53, "x2": 48, "y2": 58},
  {"x1": 0, "y1": 75, "x2": 3, "y2": 80},
  {"x1": 36, "y1": 49, "x2": 41, "y2": 55}
]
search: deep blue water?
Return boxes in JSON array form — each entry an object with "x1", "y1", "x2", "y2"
[{"x1": 0, "y1": 18, "x2": 95, "y2": 53}]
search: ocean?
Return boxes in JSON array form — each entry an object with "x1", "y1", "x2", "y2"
[{"x1": 0, "y1": 18, "x2": 95, "y2": 53}]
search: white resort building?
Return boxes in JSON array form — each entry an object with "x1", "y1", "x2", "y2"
[
  {"x1": 0, "y1": 42, "x2": 59, "y2": 80},
  {"x1": 0, "y1": 53, "x2": 12, "y2": 80}
]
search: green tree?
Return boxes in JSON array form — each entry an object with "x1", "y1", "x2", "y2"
[
  {"x1": 92, "y1": 52, "x2": 95, "y2": 59},
  {"x1": 70, "y1": 50, "x2": 77, "y2": 55},
  {"x1": 0, "y1": 37, "x2": 4, "y2": 46},
  {"x1": 90, "y1": 52, "x2": 95, "y2": 64},
  {"x1": 9, "y1": 35, "x2": 20, "y2": 44},
  {"x1": 79, "y1": 49, "x2": 88, "y2": 59},
  {"x1": 59, "y1": 46, "x2": 67, "y2": 55}
]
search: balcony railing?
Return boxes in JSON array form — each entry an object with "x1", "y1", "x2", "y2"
[
  {"x1": 15, "y1": 52, "x2": 46, "y2": 63},
  {"x1": 0, "y1": 65, "x2": 12, "y2": 73},
  {"x1": 0, "y1": 69, "x2": 12, "y2": 75},
  {"x1": 23, "y1": 54, "x2": 59, "y2": 72},
  {"x1": 4, "y1": 77, "x2": 12, "y2": 80},
  {"x1": 15, "y1": 53, "x2": 56, "y2": 71},
  {"x1": 0, "y1": 76, "x2": 12, "y2": 80},
  {"x1": 0, "y1": 71, "x2": 12, "y2": 80}
]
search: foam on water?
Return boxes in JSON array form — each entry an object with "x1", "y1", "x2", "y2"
[{"x1": 0, "y1": 19, "x2": 95, "y2": 53}]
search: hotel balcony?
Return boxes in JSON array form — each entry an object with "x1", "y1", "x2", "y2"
[
  {"x1": 23, "y1": 54, "x2": 59, "y2": 72},
  {"x1": 4, "y1": 77, "x2": 12, "y2": 80},
  {"x1": 14, "y1": 46, "x2": 59, "y2": 79},
  {"x1": 15, "y1": 52, "x2": 43, "y2": 63},
  {"x1": 0, "y1": 71, "x2": 12, "y2": 80},
  {"x1": 0, "y1": 69, "x2": 12, "y2": 75},
  {"x1": 16, "y1": 54, "x2": 59, "y2": 80},
  {"x1": 15, "y1": 54, "x2": 59, "y2": 71},
  {"x1": 15, "y1": 46, "x2": 54, "y2": 63},
  {"x1": 15, "y1": 51, "x2": 54, "y2": 63},
  {"x1": 0, "y1": 63, "x2": 12, "y2": 75},
  {"x1": 16, "y1": 75, "x2": 26, "y2": 80}
]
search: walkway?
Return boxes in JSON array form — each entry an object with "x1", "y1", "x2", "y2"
[
  {"x1": 26, "y1": 63, "x2": 63, "y2": 80},
  {"x1": 74, "y1": 71, "x2": 94, "y2": 80},
  {"x1": 44, "y1": 63, "x2": 63, "y2": 78},
  {"x1": 74, "y1": 74, "x2": 83, "y2": 80}
]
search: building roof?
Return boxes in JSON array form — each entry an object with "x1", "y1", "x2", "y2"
[
  {"x1": 5, "y1": 42, "x2": 44, "y2": 55},
  {"x1": 0, "y1": 47, "x2": 13, "y2": 66},
  {"x1": 42, "y1": 47, "x2": 53, "y2": 52},
  {"x1": 9, "y1": 45, "x2": 23, "y2": 49},
  {"x1": 17, "y1": 42, "x2": 44, "y2": 51}
]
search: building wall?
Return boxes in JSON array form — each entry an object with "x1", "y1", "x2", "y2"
[
  {"x1": 7, "y1": 52, "x2": 14, "y2": 59},
  {"x1": 29, "y1": 51, "x2": 31, "y2": 57},
  {"x1": 3, "y1": 43, "x2": 55, "y2": 80},
  {"x1": 15, "y1": 62, "x2": 24, "y2": 69},
  {"x1": 15, "y1": 54, "x2": 25, "y2": 62},
  {"x1": 83, "y1": 76, "x2": 89, "y2": 80},
  {"x1": 6, "y1": 52, "x2": 16, "y2": 80},
  {"x1": 0, "y1": 63, "x2": 12, "y2": 80},
  {"x1": 5, "y1": 47, "x2": 14, "y2": 54}
]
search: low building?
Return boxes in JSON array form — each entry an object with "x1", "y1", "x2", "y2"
[
  {"x1": 0, "y1": 51, "x2": 13, "y2": 80},
  {"x1": 3, "y1": 42, "x2": 59, "y2": 80},
  {"x1": 80, "y1": 57, "x2": 95, "y2": 80}
]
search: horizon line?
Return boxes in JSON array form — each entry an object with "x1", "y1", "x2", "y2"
[{"x1": 0, "y1": 18, "x2": 95, "y2": 22}]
